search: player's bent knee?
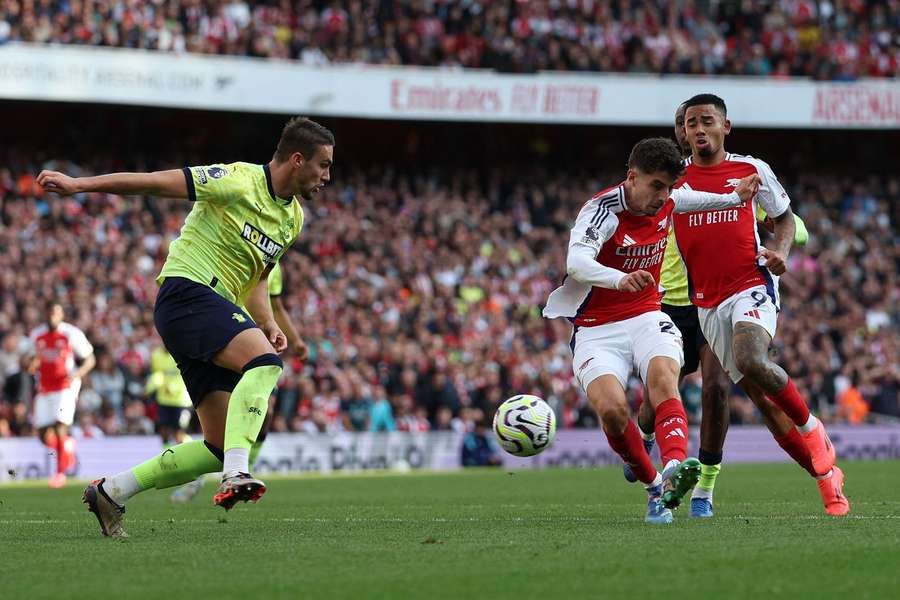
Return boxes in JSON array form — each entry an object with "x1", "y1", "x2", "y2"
[
  {"x1": 591, "y1": 399, "x2": 630, "y2": 432},
  {"x1": 242, "y1": 352, "x2": 283, "y2": 373},
  {"x1": 734, "y1": 353, "x2": 768, "y2": 381}
]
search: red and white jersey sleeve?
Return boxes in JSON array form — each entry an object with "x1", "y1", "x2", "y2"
[
  {"x1": 747, "y1": 156, "x2": 791, "y2": 218},
  {"x1": 567, "y1": 186, "x2": 623, "y2": 257},
  {"x1": 29, "y1": 322, "x2": 93, "y2": 394},
  {"x1": 672, "y1": 153, "x2": 788, "y2": 308},
  {"x1": 545, "y1": 184, "x2": 674, "y2": 326}
]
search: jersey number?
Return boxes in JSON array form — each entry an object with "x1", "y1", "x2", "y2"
[
  {"x1": 659, "y1": 321, "x2": 676, "y2": 335},
  {"x1": 750, "y1": 291, "x2": 767, "y2": 307}
]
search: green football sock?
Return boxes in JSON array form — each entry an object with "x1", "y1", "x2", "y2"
[
  {"x1": 223, "y1": 365, "x2": 282, "y2": 453},
  {"x1": 131, "y1": 440, "x2": 223, "y2": 491},
  {"x1": 249, "y1": 439, "x2": 264, "y2": 469},
  {"x1": 697, "y1": 463, "x2": 721, "y2": 491}
]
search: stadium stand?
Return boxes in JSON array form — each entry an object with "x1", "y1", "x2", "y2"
[
  {"x1": 1, "y1": 0, "x2": 897, "y2": 79},
  {"x1": 1, "y1": 137, "x2": 896, "y2": 437}
]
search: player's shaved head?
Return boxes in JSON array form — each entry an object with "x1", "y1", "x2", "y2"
[
  {"x1": 682, "y1": 93, "x2": 727, "y2": 120},
  {"x1": 274, "y1": 117, "x2": 335, "y2": 162},
  {"x1": 627, "y1": 137, "x2": 684, "y2": 181}
]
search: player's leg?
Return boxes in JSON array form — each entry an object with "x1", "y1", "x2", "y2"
[
  {"x1": 84, "y1": 389, "x2": 229, "y2": 538},
  {"x1": 690, "y1": 344, "x2": 730, "y2": 517},
  {"x1": 574, "y1": 323, "x2": 670, "y2": 524},
  {"x1": 623, "y1": 397, "x2": 657, "y2": 482},
  {"x1": 44, "y1": 388, "x2": 77, "y2": 487},
  {"x1": 169, "y1": 407, "x2": 207, "y2": 503},
  {"x1": 731, "y1": 321, "x2": 835, "y2": 471},
  {"x1": 249, "y1": 395, "x2": 277, "y2": 469},
  {"x1": 739, "y1": 378, "x2": 846, "y2": 514},
  {"x1": 634, "y1": 312, "x2": 700, "y2": 510},
  {"x1": 728, "y1": 288, "x2": 847, "y2": 514},
  {"x1": 586, "y1": 375, "x2": 670, "y2": 525},
  {"x1": 210, "y1": 327, "x2": 282, "y2": 497},
  {"x1": 643, "y1": 356, "x2": 701, "y2": 509}
]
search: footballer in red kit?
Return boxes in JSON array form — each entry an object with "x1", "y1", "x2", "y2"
[
  {"x1": 28, "y1": 301, "x2": 96, "y2": 488},
  {"x1": 673, "y1": 93, "x2": 849, "y2": 516},
  {"x1": 544, "y1": 137, "x2": 760, "y2": 524}
]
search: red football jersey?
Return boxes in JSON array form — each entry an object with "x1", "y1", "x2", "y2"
[
  {"x1": 672, "y1": 154, "x2": 790, "y2": 308},
  {"x1": 573, "y1": 187, "x2": 673, "y2": 326},
  {"x1": 544, "y1": 183, "x2": 743, "y2": 326},
  {"x1": 29, "y1": 322, "x2": 93, "y2": 393}
]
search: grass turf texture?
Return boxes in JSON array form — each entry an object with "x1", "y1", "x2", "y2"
[{"x1": 1, "y1": 461, "x2": 898, "y2": 600}]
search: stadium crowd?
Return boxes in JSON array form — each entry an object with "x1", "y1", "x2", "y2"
[
  {"x1": 2, "y1": 0, "x2": 898, "y2": 79},
  {"x1": 0, "y1": 154, "x2": 896, "y2": 439}
]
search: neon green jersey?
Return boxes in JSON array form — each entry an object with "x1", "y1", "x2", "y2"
[
  {"x1": 268, "y1": 261, "x2": 283, "y2": 297},
  {"x1": 157, "y1": 162, "x2": 304, "y2": 306},
  {"x1": 661, "y1": 211, "x2": 810, "y2": 306},
  {"x1": 147, "y1": 347, "x2": 191, "y2": 408}
]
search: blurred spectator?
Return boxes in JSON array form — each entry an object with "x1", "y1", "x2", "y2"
[
  {"x1": 1, "y1": 1, "x2": 897, "y2": 80},
  {"x1": 89, "y1": 351, "x2": 126, "y2": 416},
  {"x1": 837, "y1": 377, "x2": 869, "y2": 424},
  {"x1": 461, "y1": 417, "x2": 502, "y2": 467},
  {"x1": 0, "y1": 149, "x2": 896, "y2": 437}
]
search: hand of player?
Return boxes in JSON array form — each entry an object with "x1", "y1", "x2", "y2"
[
  {"x1": 757, "y1": 246, "x2": 787, "y2": 275},
  {"x1": 734, "y1": 174, "x2": 761, "y2": 202},
  {"x1": 260, "y1": 321, "x2": 288, "y2": 354},
  {"x1": 617, "y1": 270, "x2": 655, "y2": 292},
  {"x1": 36, "y1": 170, "x2": 81, "y2": 195}
]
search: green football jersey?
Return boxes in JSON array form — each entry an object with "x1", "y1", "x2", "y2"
[
  {"x1": 157, "y1": 162, "x2": 304, "y2": 306},
  {"x1": 268, "y1": 261, "x2": 284, "y2": 298},
  {"x1": 660, "y1": 226, "x2": 692, "y2": 307}
]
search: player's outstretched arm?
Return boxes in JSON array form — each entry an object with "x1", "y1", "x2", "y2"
[
  {"x1": 671, "y1": 174, "x2": 760, "y2": 212},
  {"x1": 36, "y1": 169, "x2": 189, "y2": 198}
]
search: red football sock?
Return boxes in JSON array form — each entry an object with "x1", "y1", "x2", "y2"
[
  {"x1": 768, "y1": 379, "x2": 811, "y2": 426},
  {"x1": 59, "y1": 436, "x2": 76, "y2": 473},
  {"x1": 55, "y1": 434, "x2": 67, "y2": 475},
  {"x1": 604, "y1": 421, "x2": 656, "y2": 485},
  {"x1": 655, "y1": 398, "x2": 688, "y2": 465},
  {"x1": 774, "y1": 428, "x2": 817, "y2": 477},
  {"x1": 42, "y1": 431, "x2": 58, "y2": 449}
]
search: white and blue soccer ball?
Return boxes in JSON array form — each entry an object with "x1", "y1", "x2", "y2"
[{"x1": 492, "y1": 395, "x2": 557, "y2": 457}]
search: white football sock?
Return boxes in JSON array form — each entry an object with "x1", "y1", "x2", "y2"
[
  {"x1": 797, "y1": 414, "x2": 819, "y2": 434},
  {"x1": 103, "y1": 470, "x2": 140, "y2": 506},
  {"x1": 692, "y1": 486, "x2": 713, "y2": 501},
  {"x1": 645, "y1": 472, "x2": 663, "y2": 491},
  {"x1": 222, "y1": 447, "x2": 250, "y2": 476}
]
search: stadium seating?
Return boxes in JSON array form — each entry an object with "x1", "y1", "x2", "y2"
[
  {"x1": 0, "y1": 158, "x2": 896, "y2": 437},
  {"x1": 1, "y1": 0, "x2": 897, "y2": 79}
]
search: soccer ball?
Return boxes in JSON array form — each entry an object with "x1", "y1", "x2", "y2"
[{"x1": 492, "y1": 395, "x2": 557, "y2": 457}]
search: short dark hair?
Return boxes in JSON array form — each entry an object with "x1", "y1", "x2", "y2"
[
  {"x1": 274, "y1": 117, "x2": 335, "y2": 162},
  {"x1": 682, "y1": 93, "x2": 727, "y2": 118},
  {"x1": 627, "y1": 137, "x2": 684, "y2": 180}
]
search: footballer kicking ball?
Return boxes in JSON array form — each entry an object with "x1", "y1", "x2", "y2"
[{"x1": 493, "y1": 395, "x2": 557, "y2": 457}]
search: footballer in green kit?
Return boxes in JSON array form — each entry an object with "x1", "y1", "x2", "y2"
[{"x1": 37, "y1": 117, "x2": 333, "y2": 538}]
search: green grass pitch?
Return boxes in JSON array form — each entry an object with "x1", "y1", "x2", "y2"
[{"x1": 1, "y1": 461, "x2": 898, "y2": 599}]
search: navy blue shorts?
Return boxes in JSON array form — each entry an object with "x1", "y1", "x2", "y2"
[
  {"x1": 154, "y1": 277, "x2": 257, "y2": 407},
  {"x1": 156, "y1": 405, "x2": 192, "y2": 431},
  {"x1": 661, "y1": 303, "x2": 707, "y2": 376}
]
